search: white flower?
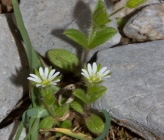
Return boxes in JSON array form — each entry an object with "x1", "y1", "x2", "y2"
[
  {"x1": 27, "y1": 67, "x2": 60, "y2": 87},
  {"x1": 81, "y1": 62, "x2": 111, "y2": 83}
]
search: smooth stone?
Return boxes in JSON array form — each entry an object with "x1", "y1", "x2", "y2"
[
  {"x1": 92, "y1": 40, "x2": 164, "y2": 140},
  {"x1": 112, "y1": 0, "x2": 162, "y2": 18},
  {"x1": 0, "y1": 14, "x2": 28, "y2": 139},
  {"x1": 123, "y1": 4, "x2": 164, "y2": 41}
]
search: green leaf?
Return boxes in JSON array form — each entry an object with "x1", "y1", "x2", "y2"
[
  {"x1": 72, "y1": 89, "x2": 88, "y2": 103},
  {"x1": 93, "y1": 0, "x2": 109, "y2": 28},
  {"x1": 47, "y1": 49, "x2": 80, "y2": 72},
  {"x1": 14, "y1": 122, "x2": 24, "y2": 140},
  {"x1": 95, "y1": 109, "x2": 111, "y2": 140},
  {"x1": 89, "y1": 27, "x2": 117, "y2": 49},
  {"x1": 64, "y1": 29, "x2": 88, "y2": 48},
  {"x1": 70, "y1": 98, "x2": 84, "y2": 114},
  {"x1": 40, "y1": 116, "x2": 54, "y2": 129},
  {"x1": 85, "y1": 114, "x2": 104, "y2": 135},
  {"x1": 12, "y1": 0, "x2": 41, "y2": 71},
  {"x1": 126, "y1": 0, "x2": 146, "y2": 8},
  {"x1": 60, "y1": 120, "x2": 72, "y2": 129},
  {"x1": 55, "y1": 104, "x2": 69, "y2": 118},
  {"x1": 24, "y1": 117, "x2": 40, "y2": 140},
  {"x1": 87, "y1": 85, "x2": 106, "y2": 103}
]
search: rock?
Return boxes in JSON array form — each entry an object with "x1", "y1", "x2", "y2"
[
  {"x1": 112, "y1": 0, "x2": 162, "y2": 18},
  {"x1": 19, "y1": 0, "x2": 121, "y2": 60},
  {"x1": 123, "y1": 4, "x2": 164, "y2": 42},
  {"x1": 0, "y1": 14, "x2": 28, "y2": 139},
  {"x1": 92, "y1": 40, "x2": 164, "y2": 140}
]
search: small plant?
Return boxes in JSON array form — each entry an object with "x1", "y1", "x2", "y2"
[{"x1": 11, "y1": 0, "x2": 146, "y2": 139}]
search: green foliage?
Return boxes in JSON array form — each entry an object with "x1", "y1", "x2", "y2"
[
  {"x1": 47, "y1": 49, "x2": 80, "y2": 72},
  {"x1": 73, "y1": 89, "x2": 88, "y2": 103},
  {"x1": 55, "y1": 104, "x2": 69, "y2": 118},
  {"x1": 86, "y1": 85, "x2": 106, "y2": 103},
  {"x1": 70, "y1": 98, "x2": 84, "y2": 114},
  {"x1": 85, "y1": 114, "x2": 104, "y2": 135},
  {"x1": 60, "y1": 120, "x2": 72, "y2": 129},
  {"x1": 64, "y1": 29, "x2": 88, "y2": 48},
  {"x1": 93, "y1": 0, "x2": 110, "y2": 28},
  {"x1": 89, "y1": 27, "x2": 117, "y2": 49},
  {"x1": 12, "y1": 0, "x2": 145, "y2": 139},
  {"x1": 39, "y1": 116, "x2": 54, "y2": 129},
  {"x1": 126, "y1": 0, "x2": 146, "y2": 8},
  {"x1": 95, "y1": 110, "x2": 111, "y2": 140}
]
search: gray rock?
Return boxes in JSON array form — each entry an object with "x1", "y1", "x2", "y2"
[
  {"x1": 92, "y1": 40, "x2": 164, "y2": 140},
  {"x1": 0, "y1": 14, "x2": 28, "y2": 139},
  {"x1": 123, "y1": 4, "x2": 164, "y2": 42},
  {"x1": 112, "y1": 0, "x2": 162, "y2": 18}
]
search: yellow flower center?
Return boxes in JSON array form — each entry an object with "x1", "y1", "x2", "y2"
[
  {"x1": 42, "y1": 80, "x2": 50, "y2": 85},
  {"x1": 90, "y1": 75, "x2": 101, "y2": 82}
]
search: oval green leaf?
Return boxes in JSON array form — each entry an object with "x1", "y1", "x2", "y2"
[
  {"x1": 70, "y1": 98, "x2": 84, "y2": 114},
  {"x1": 64, "y1": 29, "x2": 88, "y2": 48},
  {"x1": 47, "y1": 49, "x2": 80, "y2": 72},
  {"x1": 126, "y1": 0, "x2": 146, "y2": 8},
  {"x1": 39, "y1": 116, "x2": 54, "y2": 129},
  {"x1": 86, "y1": 114, "x2": 104, "y2": 135},
  {"x1": 93, "y1": 0, "x2": 109, "y2": 28},
  {"x1": 89, "y1": 27, "x2": 117, "y2": 49},
  {"x1": 72, "y1": 89, "x2": 88, "y2": 103}
]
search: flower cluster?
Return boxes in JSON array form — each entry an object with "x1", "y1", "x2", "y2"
[
  {"x1": 27, "y1": 67, "x2": 60, "y2": 87},
  {"x1": 28, "y1": 63, "x2": 110, "y2": 87},
  {"x1": 81, "y1": 62, "x2": 111, "y2": 83}
]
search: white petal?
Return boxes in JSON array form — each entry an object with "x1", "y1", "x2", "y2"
[
  {"x1": 87, "y1": 63, "x2": 92, "y2": 76},
  {"x1": 101, "y1": 70, "x2": 110, "y2": 78},
  {"x1": 28, "y1": 74, "x2": 42, "y2": 83},
  {"x1": 48, "y1": 69, "x2": 56, "y2": 80},
  {"x1": 36, "y1": 84, "x2": 42, "y2": 87},
  {"x1": 39, "y1": 67, "x2": 44, "y2": 78},
  {"x1": 92, "y1": 62, "x2": 97, "y2": 74},
  {"x1": 99, "y1": 67, "x2": 107, "y2": 74},
  {"x1": 50, "y1": 82, "x2": 57, "y2": 86},
  {"x1": 103, "y1": 75, "x2": 111, "y2": 79},
  {"x1": 51, "y1": 79, "x2": 60, "y2": 85},
  {"x1": 50, "y1": 72, "x2": 60, "y2": 80},
  {"x1": 44, "y1": 67, "x2": 49, "y2": 80},
  {"x1": 81, "y1": 69, "x2": 90, "y2": 79}
]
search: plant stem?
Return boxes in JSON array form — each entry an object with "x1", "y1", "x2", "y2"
[{"x1": 109, "y1": 6, "x2": 125, "y2": 17}]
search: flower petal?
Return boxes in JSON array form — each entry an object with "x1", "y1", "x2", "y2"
[
  {"x1": 48, "y1": 69, "x2": 56, "y2": 80},
  {"x1": 99, "y1": 67, "x2": 107, "y2": 74},
  {"x1": 36, "y1": 84, "x2": 42, "y2": 87},
  {"x1": 87, "y1": 63, "x2": 92, "y2": 76},
  {"x1": 81, "y1": 69, "x2": 90, "y2": 79},
  {"x1": 44, "y1": 67, "x2": 49, "y2": 80},
  {"x1": 92, "y1": 62, "x2": 97, "y2": 75},
  {"x1": 51, "y1": 71, "x2": 60, "y2": 80},
  {"x1": 28, "y1": 74, "x2": 42, "y2": 83},
  {"x1": 103, "y1": 75, "x2": 111, "y2": 79},
  {"x1": 39, "y1": 67, "x2": 44, "y2": 78},
  {"x1": 101, "y1": 70, "x2": 110, "y2": 78}
]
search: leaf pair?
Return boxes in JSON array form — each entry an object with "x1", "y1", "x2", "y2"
[
  {"x1": 72, "y1": 85, "x2": 106, "y2": 104},
  {"x1": 64, "y1": 27, "x2": 117, "y2": 50}
]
